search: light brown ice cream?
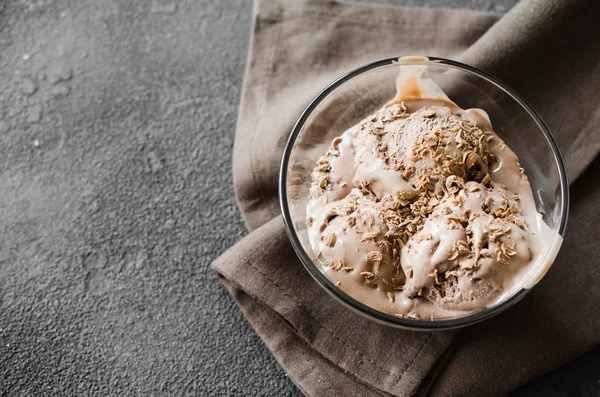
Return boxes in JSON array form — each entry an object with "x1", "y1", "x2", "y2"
[{"x1": 306, "y1": 58, "x2": 553, "y2": 319}]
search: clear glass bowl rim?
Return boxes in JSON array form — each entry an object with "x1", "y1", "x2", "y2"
[{"x1": 279, "y1": 56, "x2": 569, "y2": 330}]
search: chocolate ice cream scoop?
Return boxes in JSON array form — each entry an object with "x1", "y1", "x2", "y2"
[{"x1": 306, "y1": 59, "x2": 553, "y2": 319}]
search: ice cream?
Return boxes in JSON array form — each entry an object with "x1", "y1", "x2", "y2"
[{"x1": 306, "y1": 57, "x2": 554, "y2": 319}]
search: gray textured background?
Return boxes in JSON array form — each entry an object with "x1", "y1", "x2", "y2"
[{"x1": 0, "y1": 0, "x2": 598, "y2": 395}]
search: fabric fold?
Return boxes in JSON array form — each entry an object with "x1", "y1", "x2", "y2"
[
  {"x1": 218, "y1": 276, "x2": 394, "y2": 397},
  {"x1": 215, "y1": 0, "x2": 600, "y2": 395},
  {"x1": 214, "y1": 217, "x2": 458, "y2": 396}
]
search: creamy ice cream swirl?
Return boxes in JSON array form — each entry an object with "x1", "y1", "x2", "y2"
[{"x1": 306, "y1": 59, "x2": 552, "y2": 319}]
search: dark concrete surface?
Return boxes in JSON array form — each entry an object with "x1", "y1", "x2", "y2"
[{"x1": 0, "y1": 0, "x2": 597, "y2": 396}]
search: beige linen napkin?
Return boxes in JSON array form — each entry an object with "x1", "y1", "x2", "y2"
[{"x1": 213, "y1": 0, "x2": 600, "y2": 395}]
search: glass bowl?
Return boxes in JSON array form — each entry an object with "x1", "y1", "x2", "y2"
[{"x1": 279, "y1": 56, "x2": 569, "y2": 330}]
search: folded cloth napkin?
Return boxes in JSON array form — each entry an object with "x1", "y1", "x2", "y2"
[{"x1": 212, "y1": 0, "x2": 600, "y2": 395}]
